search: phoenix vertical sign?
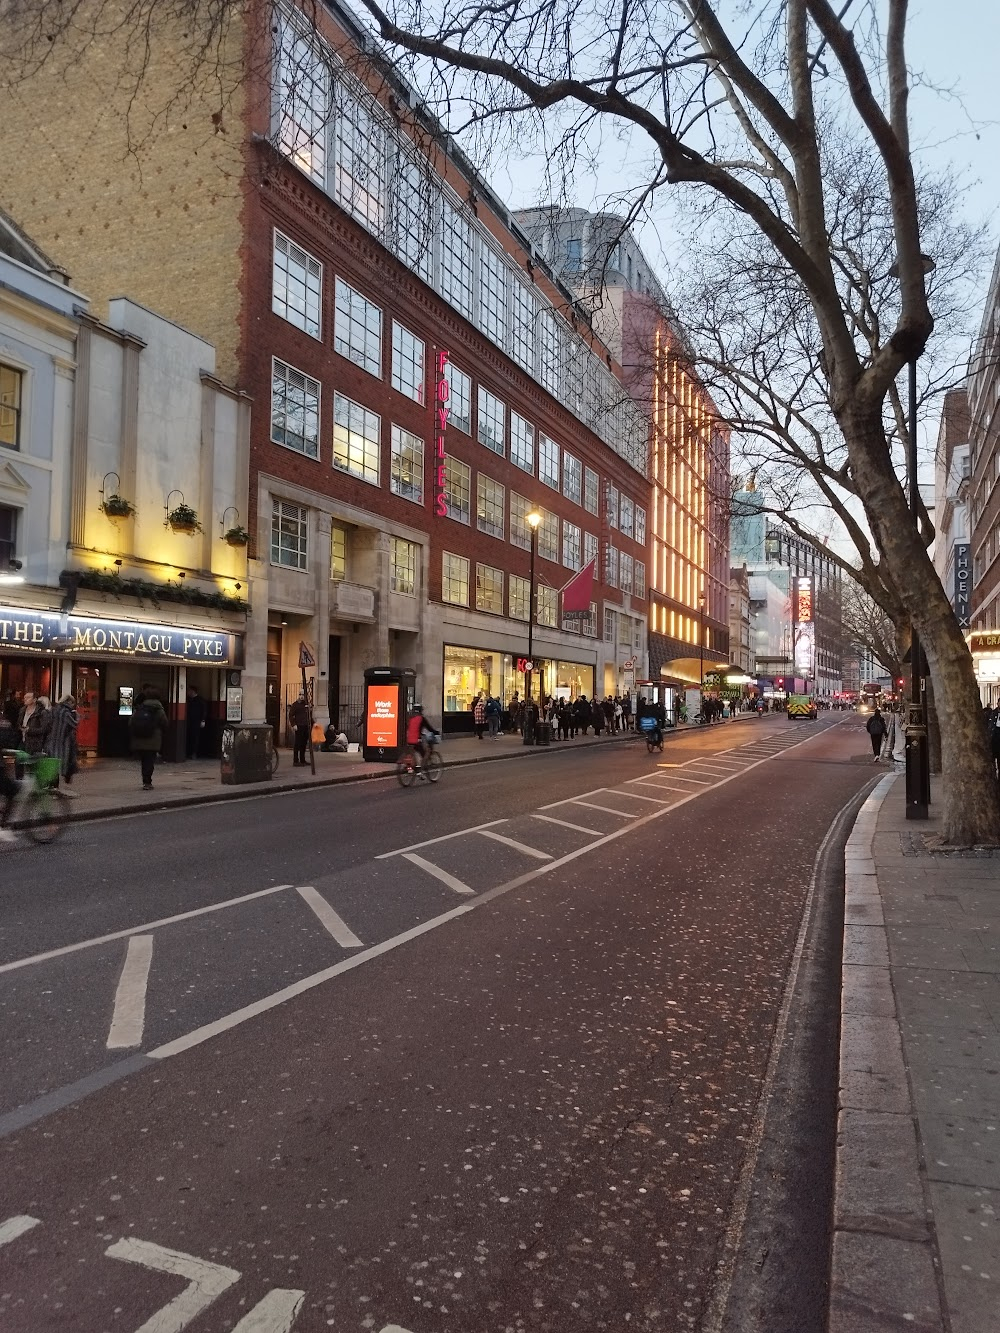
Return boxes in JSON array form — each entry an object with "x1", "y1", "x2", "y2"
[{"x1": 434, "y1": 349, "x2": 451, "y2": 518}]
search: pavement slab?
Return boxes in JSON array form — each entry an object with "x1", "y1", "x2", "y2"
[{"x1": 831, "y1": 773, "x2": 1000, "y2": 1333}]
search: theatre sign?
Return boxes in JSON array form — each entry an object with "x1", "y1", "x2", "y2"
[{"x1": 0, "y1": 606, "x2": 242, "y2": 665}]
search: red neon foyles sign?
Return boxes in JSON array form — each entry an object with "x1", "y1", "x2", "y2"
[{"x1": 434, "y1": 349, "x2": 451, "y2": 517}]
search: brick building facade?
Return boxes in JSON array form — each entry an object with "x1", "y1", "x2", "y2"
[{"x1": 2, "y1": 0, "x2": 650, "y2": 732}]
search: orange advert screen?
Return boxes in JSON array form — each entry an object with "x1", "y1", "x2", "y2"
[{"x1": 366, "y1": 684, "x2": 399, "y2": 747}]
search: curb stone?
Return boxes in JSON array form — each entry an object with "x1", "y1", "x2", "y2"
[{"x1": 828, "y1": 772, "x2": 946, "y2": 1333}]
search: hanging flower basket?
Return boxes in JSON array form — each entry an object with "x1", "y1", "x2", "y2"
[
  {"x1": 101, "y1": 494, "x2": 135, "y2": 519},
  {"x1": 167, "y1": 503, "x2": 202, "y2": 535},
  {"x1": 224, "y1": 525, "x2": 250, "y2": 547}
]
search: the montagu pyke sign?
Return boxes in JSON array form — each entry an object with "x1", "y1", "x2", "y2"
[{"x1": 0, "y1": 606, "x2": 240, "y2": 665}]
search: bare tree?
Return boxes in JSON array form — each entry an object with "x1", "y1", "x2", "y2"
[
  {"x1": 841, "y1": 579, "x2": 904, "y2": 681},
  {"x1": 334, "y1": 0, "x2": 999, "y2": 844}
]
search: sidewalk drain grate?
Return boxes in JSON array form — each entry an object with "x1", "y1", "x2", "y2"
[{"x1": 900, "y1": 832, "x2": 1000, "y2": 858}]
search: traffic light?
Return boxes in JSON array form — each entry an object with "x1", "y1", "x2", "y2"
[
  {"x1": 896, "y1": 677, "x2": 905, "y2": 690},
  {"x1": 775, "y1": 677, "x2": 784, "y2": 689}
]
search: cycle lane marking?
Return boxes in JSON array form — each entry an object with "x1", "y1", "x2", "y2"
[
  {"x1": 106, "y1": 935, "x2": 154, "y2": 1050},
  {"x1": 295, "y1": 886, "x2": 364, "y2": 949},
  {"x1": 400, "y1": 852, "x2": 474, "y2": 896},
  {"x1": 0, "y1": 1214, "x2": 40, "y2": 1247},
  {"x1": 530, "y1": 813, "x2": 603, "y2": 836},
  {"x1": 564, "y1": 798, "x2": 635, "y2": 817},
  {"x1": 0, "y1": 884, "x2": 295, "y2": 976},
  {"x1": 105, "y1": 1237, "x2": 241, "y2": 1332},
  {"x1": 373, "y1": 819, "x2": 506, "y2": 860},
  {"x1": 476, "y1": 829, "x2": 552, "y2": 860}
]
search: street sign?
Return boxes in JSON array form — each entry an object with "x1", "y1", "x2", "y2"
[
  {"x1": 516, "y1": 658, "x2": 534, "y2": 673},
  {"x1": 298, "y1": 641, "x2": 316, "y2": 668}
]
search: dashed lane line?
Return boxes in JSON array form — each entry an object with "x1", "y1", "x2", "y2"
[
  {"x1": 531, "y1": 813, "x2": 603, "y2": 836},
  {"x1": 374, "y1": 819, "x2": 507, "y2": 860},
  {"x1": 106, "y1": 935, "x2": 153, "y2": 1050},
  {"x1": 0, "y1": 884, "x2": 295, "y2": 977},
  {"x1": 0, "y1": 1215, "x2": 41, "y2": 1248},
  {"x1": 296, "y1": 886, "x2": 364, "y2": 949},
  {"x1": 566, "y1": 799, "x2": 636, "y2": 817},
  {"x1": 400, "y1": 852, "x2": 474, "y2": 896},
  {"x1": 603, "y1": 788, "x2": 676, "y2": 804},
  {"x1": 476, "y1": 829, "x2": 552, "y2": 860}
]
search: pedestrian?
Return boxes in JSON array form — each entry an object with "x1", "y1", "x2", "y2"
[
  {"x1": 129, "y1": 683, "x2": 168, "y2": 790},
  {"x1": 473, "y1": 692, "x2": 486, "y2": 740},
  {"x1": 990, "y1": 710, "x2": 1000, "y2": 781},
  {"x1": 622, "y1": 691, "x2": 632, "y2": 730},
  {"x1": 576, "y1": 695, "x2": 592, "y2": 736},
  {"x1": 186, "y1": 685, "x2": 208, "y2": 759},
  {"x1": 486, "y1": 694, "x2": 501, "y2": 738},
  {"x1": 0, "y1": 710, "x2": 19, "y2": 846},
  {"x1": 557, "y1": 700, "x2": 569, "y2": 741},
  {"x1": 866, "y1": 707, "x2": 887, "y2": 762},
  {"x1": 48, "y1": 694, "x2": 80, "y2": 791},
  {"x1": 22, "y1": 693, "x2": 52, "y2": 755},
  {"x1": 614, "y1": 697, "x2": 623, "y2": 732},
  {"x1": 593, "y1": 700, "x2": 604, "y2": 736},
  {"x1": 289, "y1": 692, "x2": 311, "y2": 765}
]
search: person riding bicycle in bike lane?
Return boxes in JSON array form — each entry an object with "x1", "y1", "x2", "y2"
[{"x1": 406, "y1": 703, "x2": 434, "y2": 771}]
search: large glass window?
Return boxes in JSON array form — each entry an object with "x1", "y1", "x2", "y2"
[
  {"x1": 539, "y1": 310, "x2": 561, "y2": 395},
  {"x1": 333, "y1": 393, "x2": 380, "y2": 485},
  {"x1": 635, "y1": 504, "x2": 647, "y2": 546},
  {"x1": 510, "y1": 492, "x2": 532, "y2": 551},
  {"x1": 391, "y1": 537, "x2": 418, "y2": 595},
  {"x1": 475, "y1": 563, "x2": 504, "y2": 614},
  {"x1": 562, "y1": 451, "x2": 582, "y2": 506},
  {"x1": 443, "y1": 644, "x2": 503, "y2": 712},
  {"x1": 270, "y1": 499, "x2": 308, "y2": 569},
  {"x1": 477, "y1": 386, "x2": 505, "y2": 456},
  {"x1": 331, "y1": 524, "x2": 347, "y2": 580},
  {"x1": 275, "y1": 22, "x2": 329, "y2": 184},
  {"x1": 584, "y1": 531, "x2": 599, "y2": 568},
  {"x1": 537, "y1": 585, "x2": 558, "y2": 627},
  {"x1": 619, "y1": 494, "x2": 635, "y2": 539},
  {"x1": 538, "y1": 508, "x2": 559, "y2": 563},
  {"x1": 607, "y1": 483, "x2": 619, "y2": 528},
  {"x1": 512, "y1": 280, "x2": 534, "y2": 370},
  {"x1": 476, "y1": 474, "x2": 505, "y2": 539},
  {"x1": 620, "y1": 551, "x2": 634, "y2": 594},
  {"x1": 509, "y1": 574, "x2": 530, "y2": 622},
  {"x1": 562, "y1": 521, "x2": 581, "y2": 571},
  {"x1": 634, "y1": 560, "x2": 646, "y2": 599},
  {"x1": 391, "y1": 321, "x2": 425, "y2": 403},
  {"x1": 442, "y1": 552, "x2": 470, "y2": 606},
  {"x1": 444, "y1": 361, "x2": 471, "y2": 434},
  {"x1": 0, "y1": 505, "x2": 17, "y2": 567},
  {"x1": 271, "y1": 359, "x2": 320, "y2": 459},
  {"x1": 539, "y1": 435, "x2": 560, "y2": 490},
  {"x1": 510, "y1": 412, "x2": 534, "y2": 475},
  {"x1": 479, "y1": 245, "x2": 509, "y2": 348},
  {"x1": 391, "y1": 155, "x2": 434, "y2": 282},
  {"x1": 334, "y1": 279, "x2": 381, "y2": 376},
  {"x1": 442, "y1": 454, "x2": 471, "y2": 524},
  {"x1": 440, "y1": 201, "x2": 474, "y2": 319},
  {"x1": 604, "y1": 607, "x2": 616, "y2": 643},
  {"x1": 272, "y1": 232, "x2": 322, "y2": 338},
  {"x1": 333, "y1": 85, "x2": 386, "y2": 232},
  {"x1": 389, "y1": 424, "x2": 424, "y2": 504},
  {"x1": 584, "y1": 466, "x2": 599, "y2": 515}
]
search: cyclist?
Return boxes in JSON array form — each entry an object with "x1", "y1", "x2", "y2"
[{"x1": 405, "y1": 703, "x2": 433, "y2": 774}]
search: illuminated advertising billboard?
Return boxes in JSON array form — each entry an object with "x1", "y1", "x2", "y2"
[{"x1": 365, "y1": 683, "x2": 400, "y2": 748}]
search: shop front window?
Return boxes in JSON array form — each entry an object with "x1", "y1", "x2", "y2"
[{"x1": 443, "y1": 645, "x2": 503, "y2": 712}]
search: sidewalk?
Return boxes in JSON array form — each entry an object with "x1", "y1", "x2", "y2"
[
  {"x1": 50, "y1": 712, "x2": 764, "y2": 823},
  {"x1": 829, "y1": 772, "x2": 1000, "y2": 1332}
]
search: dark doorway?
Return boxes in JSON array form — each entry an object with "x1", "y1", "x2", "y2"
[
  {"x1": 327, "y1": 636, "x2": 341, "y2": 726},
  {"x1": 265, "y1": 628, "x2": 282, "y2": 741}
]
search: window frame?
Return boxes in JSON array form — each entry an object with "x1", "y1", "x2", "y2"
[
  {"x1": 562, "y1": 450, "x2": 582, "y2": 506},
  {"x1": 475, "y1": 562, "x2": 504, "y2": 615},
  {"x1": 583, "y1": 466, "x2": 599, "y2": 515},
  {"x1": 441, "y1": 550, "x2": 470, "y2": 606},
  {"x1": 270, "y1": 498, "x2": 309, "y2": 570},
  {"x1": 444, "y1": 361, "x2": 472, "y2": 434},
  {"x1": 477, "y1": 385, "x2": 506, "y2": 457},
  {"x1": 562, "y1": 520, "x2": 582, "y2": 571},
  {"x1": 270, "y1": 358, "x2": 321, "y2": 460},
  {"x1": 538, "y1": 508, "x2": 559, "y2": 563},
  {"x1": 538, "y1": 434, "x2": 560, "y2": 490},
  {"x1": 442, "y1": 453, "x2": 471, "y2": 525},
  {"x1": 476, "y1": 473, "x2": 506, "y2": 539},
  {"x1": 390, "y1": 536, "x2": 419, "y2": 595},
  {"x1": 390, "y1": 320, "x2": 425, "y2": 403},
  {"x1": 272, "y1": 230, "x2": 323, "y2": 339},
  {"x1": 389, "y1": 423, "x2": 424, "y2": 505},
  {"x1": 334, "y1": 277, "x2": 382, "y2": 377},
  {"x1": 510, "y1": 411, "x2": 534, "y2": 475},
  {"x1": 333, "y1": 391, "x2": 381, "y2": 486},
  {"x1": 509, "y1": 573, "x2": 530, "y2": 622}
]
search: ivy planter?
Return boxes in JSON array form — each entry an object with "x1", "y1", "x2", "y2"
[
  {"x1": 224, "y1": 526, "x2": 250, "y2": 547},
  {"x1": 167, "y1": 504, "x2": 202, "y2": 535},
  {"x1": 101, "y1": 495, "x2": 135, "y2": 519}
]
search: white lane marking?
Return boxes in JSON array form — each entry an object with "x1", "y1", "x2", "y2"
[
  {"x1": 147, "y1": 725, "x2": 827, "y2": 1064},
  {"x1": 401, "y1": 852, "x2": 474, "y2": 896},
  {"x1": 537, "y1": 785, "x2": 619, "y2": 811},
  {"x1": 649, "y1": 772, "x2": 715, "y2": 784},
  {"x1": 531, "y1": 813, "x2": 602, "y2": 836},
  {"x1": 106, "y1": 935, "x2": 154, "y2": 1050},
  {"x1": 296, "y1": 886, "x2": 363, "y2": 949},
  {"x1": 477, "y1": 829, "x2": 552, "y2": 860},
  {"x1": 0, "y1": 1214, "x2": 40, "y2": 1247},
  {"x1": 0, "y1": 884, "x2": 294, "y2": 976},
  {"x1": 230, "y1": 1288, "x2": 305, "y2": 1332},
  {"x1": 105, "y1": 1238, "x2": 240, "y2": 1333},
  {"x1": 605, "y1": 789, "x2": 674, "y2": 804},
  {"x1": 567, "y1": 799, "x2": 635, "y2": 816},
  {"x1": 375, "y1": 820, "x2": 506, "y2": 859}
]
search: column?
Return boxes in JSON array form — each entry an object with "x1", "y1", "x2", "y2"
[
  {"x1": 68, "y1": 317, "x2": 93, "y2": 549},
  {"x1": 117, "y1": 332, "x2": 144, "y2": 559},
  {"x1": 312, "y1": 512, "x2": 332, "y2": 728}
]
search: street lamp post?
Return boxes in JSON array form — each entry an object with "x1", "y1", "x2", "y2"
[
  {"x1": 699, "y1": 590, "x2": 706, "y2": 704},
  {"x1": 524, "y1": 510, "x2": 542, "y2": 745}
]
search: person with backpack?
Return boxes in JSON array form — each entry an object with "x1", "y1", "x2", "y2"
[
  {"x1": 866, "y1": 707, "x2": 887, "y2": 762},
  {"x1": 130, "y1": 684, "x2": 167, "y2": 789}
]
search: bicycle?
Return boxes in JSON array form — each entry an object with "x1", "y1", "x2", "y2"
[
  {"x1": 2, "y1": 752, "x2": 70, "y2": 844},
  {"x1": 396, "y1": 733, "x2": 443, "y2": 788}
]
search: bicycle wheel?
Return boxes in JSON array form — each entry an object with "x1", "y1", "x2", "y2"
[
  {"x1": 396, "y1": 756, "x2": 416, "y2": 788},
  {"x1": 270, "y1": 747, "x2": 280, "y2": 775},
  {"x1": 425, "y1": 750, "x2": 444, "y2": 783},
  {"x1": 22, "y1": 786, "x2": 69, "y2": 844}
]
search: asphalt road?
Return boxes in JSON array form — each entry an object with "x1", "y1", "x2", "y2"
[{"x1": 0, "y1": 715, "x2": 875, "y2": 1332}]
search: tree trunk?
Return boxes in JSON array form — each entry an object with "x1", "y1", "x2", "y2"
[
  {"x1": 843, "y1": 404, "x2": 1000, "y2": 845},
  {"x1": 925, "y1": 674, "x2": 942, "y2": 775}
]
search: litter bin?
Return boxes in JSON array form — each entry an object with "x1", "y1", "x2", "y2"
[
  {"x1": 220, "y1": 723, "x2": 273, "y2": 784},
  {"x1": 535, "y1": 721, "x2": 552, "y2": 746}
]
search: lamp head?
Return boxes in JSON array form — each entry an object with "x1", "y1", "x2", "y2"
[{"x1": 526, "y1": 510, "x2": 542, "y2": 530}]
